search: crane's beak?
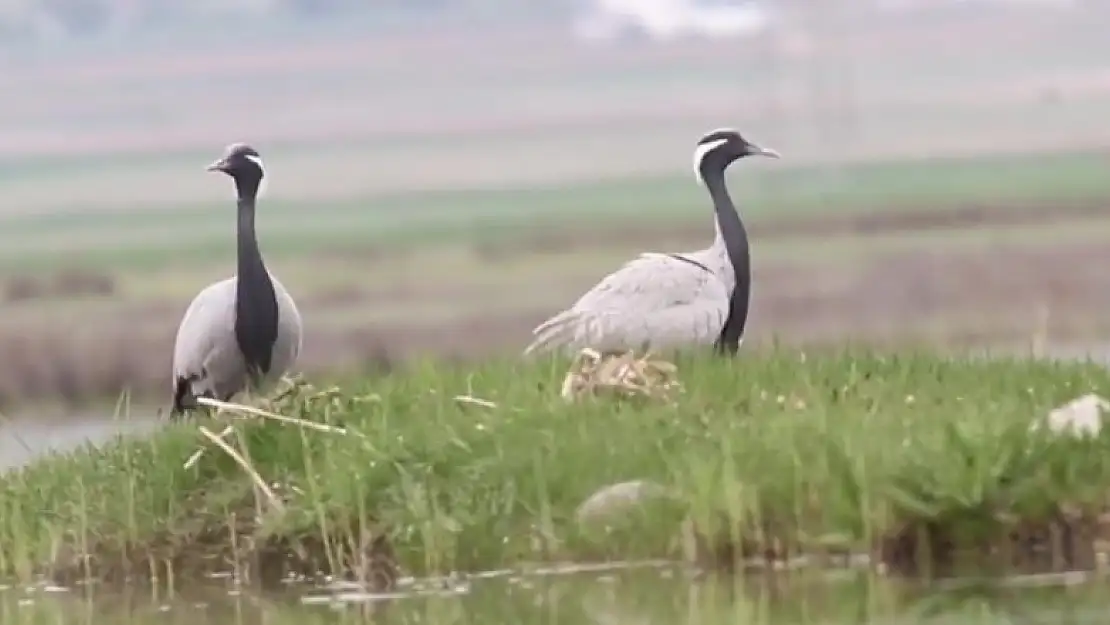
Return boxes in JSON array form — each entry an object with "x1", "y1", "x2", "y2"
[
  {"x1": 206, "y1": 158, "x2": 228, "y2": 172},
  {"x1": 748, "y1": 144, "x2": 780, "y2": 159}
]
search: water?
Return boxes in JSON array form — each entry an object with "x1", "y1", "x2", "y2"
[
  {"x1": 1, "y1": 567, "x2": 1109, "y2": 625},
  {"x1": 0, "y1": 409, "x2": 158, "y2": 471}
]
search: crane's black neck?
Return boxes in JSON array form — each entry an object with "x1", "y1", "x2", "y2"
[
  {"x1": 702, "y1": 166, "x2": 751, "y2": 356},
  {"x1": 233, "y1": 176, "x2": 279, "y2": 380}
]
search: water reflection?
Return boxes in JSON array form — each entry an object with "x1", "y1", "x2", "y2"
[{"x1": 1, "y1": 568, "x2": 1109, "y2": 625}]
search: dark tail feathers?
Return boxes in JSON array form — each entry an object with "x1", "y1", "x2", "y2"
[
  {"x1": 171, "y1": 375, "x2": 234, "y2": 419},
  {"x1": 170, "y1": 376, "x2": 196, "y2": 419}
]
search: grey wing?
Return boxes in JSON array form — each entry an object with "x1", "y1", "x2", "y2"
[
  {"x1": 524, "y1": 253, "x2": 730, "y2": 355},
  {"x1": 264, "y1": 276, "x2": 303, "y2": 385},
  {"x1": 171, "y1": 277, "x2": 250, "y2": 403}
]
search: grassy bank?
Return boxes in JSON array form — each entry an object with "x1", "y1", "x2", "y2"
[{"x1": 2, "y1": 347, "x2": 1110, "y2": 586}]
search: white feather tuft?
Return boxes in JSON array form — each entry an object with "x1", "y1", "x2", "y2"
[
  {"x1": 692, "y1": 138, "x2": 730, "y2": 185},
  {"x1": 243, "y1": 154, "x2": 268, "y2": 199}
]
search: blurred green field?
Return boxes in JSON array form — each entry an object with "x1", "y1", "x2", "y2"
[
  {"x1": 0, "y1": 149, "x2": 1107, "y2": 272},
  {"x1": 0, "y1": 148, "x2": 1107, "y2": 410}
]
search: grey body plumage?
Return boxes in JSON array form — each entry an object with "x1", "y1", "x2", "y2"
[
  {"x1": 524, "y1": 129, "x2": 778, "y2": 357},
  {"x1": 170, "y1": 143, "x2": 303, "y2": 417}
]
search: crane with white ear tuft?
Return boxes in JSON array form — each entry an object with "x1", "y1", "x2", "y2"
[
  {"x1": 524, "y1": 128, "x2": 778, "y2": 357},
  {"x1": 169, "y1": 142, "x2": 303, "y2": 418}
]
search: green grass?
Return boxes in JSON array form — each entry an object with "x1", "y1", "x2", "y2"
[
  {"x1": 0, "y1": 149, "x2": 1107, "y2": 272},
  {"x1": 2, "y1": 347, "x2": 1110, "y2": 584}
]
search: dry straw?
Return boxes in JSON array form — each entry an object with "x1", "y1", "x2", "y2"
[
  {"x1": 197, "y1": 425, "x2": 284, "y2": 512},
  {"x1": 182, "y1": 376, "x2": 348, "y2": 471},
  {"x1": 560, "y1": 348, "x2": 682, "y2": 403}
]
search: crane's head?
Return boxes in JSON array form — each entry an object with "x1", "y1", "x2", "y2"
[
  {"x1": 207, "y1": 142, "x2": 267, "y2": 198},
  {"x1": 693, "y1": 129, "x2": 779, "y2": 185},
  {"x1": 207, "y1": 143, "x2": 264, "y2": 178}
]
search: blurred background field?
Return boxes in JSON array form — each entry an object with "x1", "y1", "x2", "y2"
[{"x1": 0, "y1": 0, "x2": 1109, "y2": 410}]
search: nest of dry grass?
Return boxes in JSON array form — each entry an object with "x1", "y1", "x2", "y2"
[{"x1": 560, "y1": 348, "x2": 682, "y2": 403}]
